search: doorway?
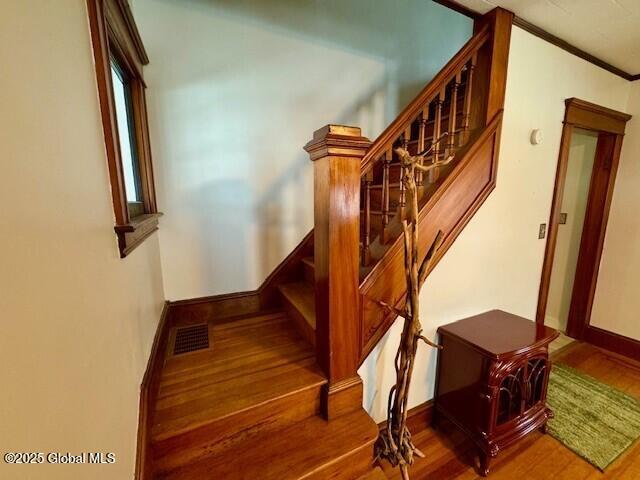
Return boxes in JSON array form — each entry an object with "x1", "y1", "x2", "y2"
[{"x1": 536, "y1": 98, "x2": 631, "y2": 340}]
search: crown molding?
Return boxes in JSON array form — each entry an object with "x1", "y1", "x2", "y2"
[{"x1": 433, "y1": 0, "x2": 638, "y2": 82}]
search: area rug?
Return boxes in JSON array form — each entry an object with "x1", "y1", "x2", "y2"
[{"x1": 546, "y1": 363, "x2": 640, "y2": 470}]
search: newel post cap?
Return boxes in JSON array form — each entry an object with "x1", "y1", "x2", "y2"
[{"x1": 304, "y1": 124, "x2": 371, "y2": 161}]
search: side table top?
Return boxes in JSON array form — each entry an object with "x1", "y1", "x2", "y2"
[{"x1": 437, "y1": 310, "x2": 559, "y2": 359}]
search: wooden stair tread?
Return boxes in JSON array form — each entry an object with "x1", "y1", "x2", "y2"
[
  {"x1": 278, "y1": 281, "x2": 316, "y2": 330},
  {"x1": 358, "y1": 467, "x2": 388, "y2": 479},
  {"x1": 152, "y1": 311, "x2": 325, "y2": 442},
  {"x1": 155, "y1": 408, "x2": 379, "y2": 480}
]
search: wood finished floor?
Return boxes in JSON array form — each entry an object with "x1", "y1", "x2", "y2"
[
  {"x1": 381, "y1": 342, "x2": 640, "y2": 479},
  {"x1": 152, "y1": 311, "x2": 325, "y2": 442}
]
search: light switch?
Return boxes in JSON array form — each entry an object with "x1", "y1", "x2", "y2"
[
  {"x1": 559, "y1": 213, "x2": 567, "y2": 224},
  {"x1": 539, "y1": 223, "x2": 547, "y2": 239}
]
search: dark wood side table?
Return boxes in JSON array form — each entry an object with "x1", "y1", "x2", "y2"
[{"x1": 434, "y1": 310, "x2": 558, "y2": 476}]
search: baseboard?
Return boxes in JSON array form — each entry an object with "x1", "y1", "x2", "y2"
[
  {"x1": 135, "y1": 301, "x2": 172, "y2": 480},
  {"x1": 377, "y1": 399, "x2": 434, "y2": 435},
  {"x1": 166, "y1": 231, "x2": 314, "y2": 327},
  {"x1": 585, "y1": 326, "x2": 640, "y2": 362},
  {"x1": 169, "y1": 290, "x2": 262, "y2": 326}
]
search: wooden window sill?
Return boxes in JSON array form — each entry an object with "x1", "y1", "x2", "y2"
[{"x1": 114, "y1": 212, "x2": 163, "y2": 258}]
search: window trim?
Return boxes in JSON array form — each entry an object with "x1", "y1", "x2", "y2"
[{"x1": 87, "y1": 0, "x2": 160, "y2": 258}]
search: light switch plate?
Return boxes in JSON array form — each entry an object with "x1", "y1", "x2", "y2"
[
  {"x1": 539, "y1": 223, "x2": 547, "y2": 239},
  {"x1": 559, "y1": 213, "x2": 568, "y2": 224}
]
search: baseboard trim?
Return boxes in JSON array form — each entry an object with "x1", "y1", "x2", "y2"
[
  {"x1": 377, "y1": 399, "x2": 434, "y2": 435},
  {"x1": 135, "y1": 301, "x2": 172, "y2": 480},
  {"x1": 585, "y1": 326, "x2": 640, "y2": 362},
  {"x1": 167, "y1": 231, "x2": 314, "y2": 326},
  {"x1": 169, "y1": 290, "x2": 262, "y2": 326}
]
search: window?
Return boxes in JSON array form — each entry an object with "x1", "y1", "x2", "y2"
[
  {"x1": 87, "y1": 0, "x2": 160, "y2": 257},
  {"x1": 110, "y1": 59, "x2": 144, "y2": 217}
]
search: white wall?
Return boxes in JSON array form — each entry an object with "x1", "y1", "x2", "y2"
[
  {"x1": 135, "y1": 0, "x2": 472, "y2": 300},
  {"x1": 591, "y1": 82, "x2": 640, "y2": 341},
  {"x1": 360, "y1": 26, "x2": 632, "y2": 422},
  {"x1": 545, "y1": 130, "x2": 598, "y2": 332},
  {"x1": 0, "y1": 2, "x2": 165, "y2": 479}
]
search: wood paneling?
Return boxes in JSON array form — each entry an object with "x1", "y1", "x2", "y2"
[
  {"x1": 359, "y1": 8, "x2": 511, "y2": 361},
  {"x1": 360, "y1": 112, "x2": 503, "y2": 359}
]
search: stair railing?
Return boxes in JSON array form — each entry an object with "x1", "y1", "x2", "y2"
[
  {"x1": 303, "y1": 7, "x2": 513, "y2": 419},
  {"x1": 359, "y1": 25, "x2": 491, "y2": 267}
]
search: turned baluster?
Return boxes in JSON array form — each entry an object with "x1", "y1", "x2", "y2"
[
  {"x1": 460, "y1": 53, "x2": 477, "y2": 146},
  {"x1": 416, "y1": 108, "x2": 428, "y2": 186},
  {"x1": 398, "y1": 127, "x2": 410, "y2": 208},
  {"x1": 381, "y1": 149, "x2": 391, "y2": 240},
  {"x1": 362, "y1": 171, "x2": 373, "y2": 266},
  {"x1": 430, "y1": 89, "x2": 444, "y2": 183},
  {"x1": 446, "y1": 72, "x2": 461, "y2": 158}
]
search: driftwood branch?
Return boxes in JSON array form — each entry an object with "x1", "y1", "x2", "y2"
[{"x1": 374, "y1": 145, "x2": 450, "y2": 478}]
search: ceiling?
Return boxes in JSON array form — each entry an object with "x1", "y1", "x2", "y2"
[{"x1": 453, "y1": 0, "x2": 640, "y2": 75}]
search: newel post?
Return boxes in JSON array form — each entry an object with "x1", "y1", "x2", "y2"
[{"x1": 304, "y1": 125, "x2": 371, "y2": 419}]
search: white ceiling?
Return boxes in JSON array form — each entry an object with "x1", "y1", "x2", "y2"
[{"x1": 454, "y1": 0, "x2": 640, "y2": 75}]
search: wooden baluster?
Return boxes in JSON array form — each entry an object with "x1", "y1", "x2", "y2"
[
  {"x1": 362, "y1": 171, "x2": 373, "y2": 266},
  {"x1": 416, "y1": 108, "x2": 428, "y2": 186},
  {"x1": 430, "y1": 89, "x2": 444, "y2": 183},
  {"x1": 399, "y1": 127, "x2": 410, "y2": 208},
  {"x1": 381, "y1": 149, "x2": 391, "y2": 243},
  {"x1": 447, "y1": 72, "x2": 461, "y2": 157},
  {"x1": 460, "y1": 53, "x2": 477, "y2": 146}
]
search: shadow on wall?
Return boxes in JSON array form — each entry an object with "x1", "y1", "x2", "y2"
[{"x1": 137, "y1": 0, "x2": 473, "y2": 299}]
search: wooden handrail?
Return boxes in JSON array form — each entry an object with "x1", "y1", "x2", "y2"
[{"x1": 361, "y1": 25, "x2": 490, "y2": 175}]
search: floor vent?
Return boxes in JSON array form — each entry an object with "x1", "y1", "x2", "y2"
[{"x1": 173, "y1": 324, "x2": 209, "y2": 355}]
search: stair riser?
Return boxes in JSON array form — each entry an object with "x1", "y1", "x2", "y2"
[
  {"x1": 153, "y1": 385, "x2": 322, "y2": 474},
  {"x1": 280, "y1": 291, "x2": 316, "y2": 347},
  {"x1": 303, "y1": 441, "x2": 376, "y2": 480},
  {"x1": 303, "y1": 260, "x2": 315, "y2": 285}
]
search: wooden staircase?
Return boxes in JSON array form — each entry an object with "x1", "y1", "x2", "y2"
[
  {"x1": 150, "y1": 310, "x2": 378, "y2": 479},
  {"x1": 139, "y1": 8, "x2": 513, "y2": 480}
]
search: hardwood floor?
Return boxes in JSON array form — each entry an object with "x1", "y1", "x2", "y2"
[
  {"x1": 381, "y1": 342, "x2": 640, "y2": 479},
  {"x1": 150, "y1": 308, "x2": 378, "y2": 479}
]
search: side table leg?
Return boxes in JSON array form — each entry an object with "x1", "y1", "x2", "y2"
[
  {"x1": 478, "y1": 449, "x2": 491, "y2": 477},
  {"x1": 541, "y1": 407, "x2": 554, "y2": 434},
  {"x1": 540, "y1": 421, "x2": 549, "y2": 434}
]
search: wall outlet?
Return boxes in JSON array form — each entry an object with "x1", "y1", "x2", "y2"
[{"x1": 539, "y1": 223, "x2": 547, "y2": 239}]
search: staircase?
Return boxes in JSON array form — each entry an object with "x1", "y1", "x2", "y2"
[{"x1": 140, "y1": 8, "x2": 512, "y2": 480}]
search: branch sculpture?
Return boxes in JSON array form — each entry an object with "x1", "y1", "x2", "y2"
[{"x1": 374, "y1": 135, "x2": 454, "y2": 480}]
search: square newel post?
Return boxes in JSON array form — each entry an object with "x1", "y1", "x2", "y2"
[{"x1": 304, "y1": 124, "x2": 371, "y2": 419}]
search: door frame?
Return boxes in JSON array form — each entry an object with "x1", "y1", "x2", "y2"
[{"x1": 536, "y1": 98, "x2": 631, "y2": 340}]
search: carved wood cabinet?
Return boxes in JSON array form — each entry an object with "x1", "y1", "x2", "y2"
[{"x1": 435, "y1": 310, "x2": 558, "y2": 476}]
